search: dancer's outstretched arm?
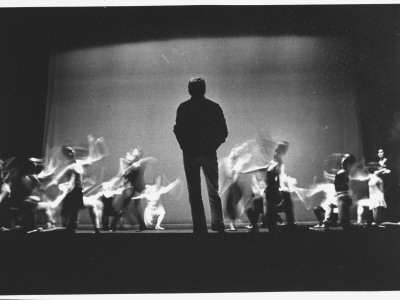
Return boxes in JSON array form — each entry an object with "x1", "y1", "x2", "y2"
[
  {"x1": 50, "y1": 175, "x2": 74, "y2": 209},
  {"x1": 131, "y1": 194, "x2": 146, "y2": 200},
  {"x1": 307, "y1": 184, "x2": 325, "y2": 198},
  {"x1": 80, "y1": 135, "x2": 109, "y2": 166},
  {"x1": 46, "y1": 165, "x2": 72, "y2": 188},
  {"x1": 375, "y1": 168, "x2": 391, "y2": 176},
  {"x1": 159, "y1": 179, "x2": 181, "y2": 195},
  {"x1": 121, "y1": 157, "x2": 157, "y2": 176}
]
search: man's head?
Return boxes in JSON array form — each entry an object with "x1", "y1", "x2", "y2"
[{"x1": 188, "y1": 77, "x2": 206, "y2": 96}]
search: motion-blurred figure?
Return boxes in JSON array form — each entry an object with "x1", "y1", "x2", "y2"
[
  {"x1": 307, "y1": 172, "x2": 338, "y2": 228},
  {"x1": 264, "y1": 141, "x2": 296, "y2": 233},
  {"x1": 306, "y1": 154, "x2": 344, "y2": 229},
  {"x1": 376, "y1": 148, "x2": 398, "y2": 222},
  {"x1": 45, "y1": 135, "x2": 108, "y2": 233},
  {"x1": 244, "y1": 176, "x2": 266, "y2": 232},
  {"x1": 113, "y1": 147, "x2": 157, "y2": 232},
  {"x1": 354, "y1": 163, "x2": 389, "y2": 226},
  {"x1": 219, "y1": 135, "x2": 275, "y2": 231},
  {"x1": 2, "y1": 157, "x2": 54, "y2": 231},
  {"x1": 99, "y1": 181, "x2": 124, "y2": 232},
  {"x1": 46, "y1": 146, "x2": 87, "y2": 233},
  {"x1": 219, "y1": 143, "x2": 252, "y2": 231},
  {"x1": 131, "y1": 176, "x2": 181, "y2": 230},
  {"x1": 325, "y1": 154, "x2": 357, "y2": 230}
]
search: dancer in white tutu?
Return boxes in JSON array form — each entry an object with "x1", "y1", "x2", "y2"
[
  {"x1": 131, "y1": 176, "x2": 181, "y2": 230},
  {"x1": 354, "y1": 163, "x2": 390, "y2": 226}
]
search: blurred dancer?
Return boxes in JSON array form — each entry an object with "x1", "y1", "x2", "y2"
[
  {"x1": 264, "y1": 141, "x2": 296, "y2": 233},
  {"x1": 174, "y1": 77, "x2": 228, "y2": 234},
  {"x1": 244, "y1": 177, "x2": 266, "y2": 232},
  {"x1": 99, "y1": 181, "x2": 124, "y2": 231},
  {"x1": 116, "y1": 147, "x2": 157, "y2": 232},
  {"x1": 2, "y1": 157, "x2": 54, "y2": 231},
  {"x1": 325, "y1": 154, "x2": 356, "y2": 230},
  {"x1": 131, "y1": 176, "x2": 181, "y2": 230},
  {"x1": 376, "y1": 148, "x2": 398, "y2": 222},
  {"x1": 46, "y1": 135, "x2": 108, "y2": 233},
  {"x1": 370, "y1": 166, "x2": 389, "y2": 225},
  {"x1": 46, "y1": 146, "x2": 86, "y2": 233},
  {"x1": 307, "y1": 172, "x2": 338, "y2": 228},
  {"x1": 219, "y1": 144, "x2": 252, "y2": 231},
  {"x1": 355, "y1": 163, "x2": 388, "y2": 225}
]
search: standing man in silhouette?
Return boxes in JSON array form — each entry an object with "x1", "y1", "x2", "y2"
[{"x1": 174, "y1": 77, "x2": 228, "y2": 234}]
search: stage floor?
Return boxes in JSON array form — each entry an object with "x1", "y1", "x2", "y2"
[{"x1": 1, "y1": 223, "x2": 400, "y2": 295}]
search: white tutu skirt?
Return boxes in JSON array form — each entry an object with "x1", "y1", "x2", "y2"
[{"x1": 369, "y1": 196, "x2": 387, "y2": 210}]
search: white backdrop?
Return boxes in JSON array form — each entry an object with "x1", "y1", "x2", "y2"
[{"x1": 44, "y1": 36, "x2": 363, "y2": 224}]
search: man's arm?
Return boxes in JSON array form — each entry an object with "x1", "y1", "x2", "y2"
[
  {"x1": 173, "y1": 104, "x2": 193, "y2": 151},
  {"x1": 218, "y1": 105, "x2": 228, "y2": 143},
  {"x1": 212, "y1": 104, "x2": 228, "y2": 149}
]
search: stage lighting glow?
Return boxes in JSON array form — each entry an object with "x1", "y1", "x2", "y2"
[{"x1": 44, "y1": 36, "x2": 362, "y2": 224}]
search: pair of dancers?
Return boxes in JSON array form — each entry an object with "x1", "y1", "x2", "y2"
[
  {"x1": 219, "y1": 135, "x2": 297, "y2": 233},
  {"x1": 99, "y1": 149, "x2": 180, "y2": 231},
  {"x1": 308, "y1": 153, "x2": 389, "y2": 229}
]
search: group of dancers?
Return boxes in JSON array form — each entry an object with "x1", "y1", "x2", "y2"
[
  {"x1": 0, "y1": 135, "x2": 181, "y2": 233},
  {"x1": 217, "y1": 134, "x2": 395, "y2": 232},
  {"x1": 0, "y1": 132, "x2": 396, "y2": 234}
]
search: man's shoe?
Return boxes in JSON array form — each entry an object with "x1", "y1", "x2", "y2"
[
  {"x1": 193, "y1": 230, "x2": 208, "y2": 234},
  {"x1": 211, "y1": 225, "x2": 226, "y2": 232}
]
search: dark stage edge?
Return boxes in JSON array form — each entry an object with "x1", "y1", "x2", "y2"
[{"x1": 0, "y1": 223, "x2": 400, "y2": 295}]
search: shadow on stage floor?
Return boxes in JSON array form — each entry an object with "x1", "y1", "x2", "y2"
[{"x1": 1, "y1": 223, "x2": 400, "y2": 295}]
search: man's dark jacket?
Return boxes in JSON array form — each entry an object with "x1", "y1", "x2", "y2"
[{"x1": 174, "y1": 96, "x2": 228, "y2": 157}]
